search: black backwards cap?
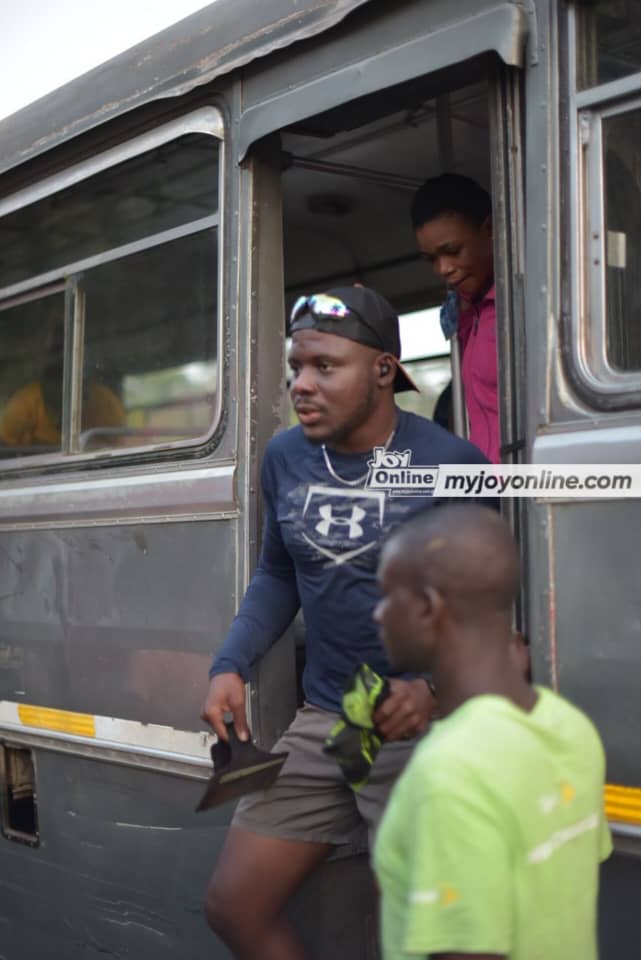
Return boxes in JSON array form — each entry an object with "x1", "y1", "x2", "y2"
[{"x1": 288, "y1": 286, "x2": 418, "y2": 393}]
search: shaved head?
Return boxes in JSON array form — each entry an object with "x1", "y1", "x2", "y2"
[
  {"x1": 383, "y1": 505, "x2": 520, "y2": 623},
  {"x1": 376, "y1": 504, "x2": 532, "y2": 712}
]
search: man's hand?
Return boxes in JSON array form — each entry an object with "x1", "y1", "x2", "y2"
[
  {"x1": 373, "y1": 678, "x2": 436, "y2": 741},
  {"x1": 200, "y1": 673, "x2": 249, "y2": 742}
]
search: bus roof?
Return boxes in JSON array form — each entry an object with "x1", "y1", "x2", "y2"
[{"x1": 0, "y1": 0, "x2": 370, "y2": 179}]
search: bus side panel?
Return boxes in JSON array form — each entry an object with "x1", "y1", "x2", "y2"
[
  {"x1": 599, "y1": 853, "x2": 641, "y2": 956},
  {"x1": 0, "y1": 746, "x2": 376, "y2": 959},
  {"x1": 0, "y1": 521, "x2": 237, "y2": 729},
  {"x1": 544, "y1": 501, "x2": 641, "y2": 955},
  {"x1": 550, "y1": 503, "x2": 640, "y2": 787},
  {"x1": 0, "y1": 752, "x2": 232, "y2": 958},
  {"x1": 0, "y1": 518, "x2": 241, "y2": 957}
]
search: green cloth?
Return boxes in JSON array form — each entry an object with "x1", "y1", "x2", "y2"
[
  {"x1": 374, "y1": 687, "x2": 612, "y2": 959},
  {"x1": 323, "y1": 663, "x2": 390, "y2": 789}
]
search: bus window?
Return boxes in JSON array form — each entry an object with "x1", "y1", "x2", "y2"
[
  {"x1": 577, "y1": 0, "x2": 641, "y2": 91},
  {"x1": 0, "y1": 133, "x2": 218, "y2": 290},
  {"x1": 395, "y1": 307, "x2": 451, "y2": 424},
  {"x1": 80, "y1": 230, "x2": 218, "y2": 452},
  {"x1": 602, "y1": 107, "x2": 641, "y2": 371},
  {"x1": 573, "y1": 4, "x2": 641, "y2": 393},
  {"x1": 0, "y1": 123, "x2": 221, "y2": 463}
]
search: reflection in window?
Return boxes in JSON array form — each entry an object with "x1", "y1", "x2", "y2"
[
  {"x1": 603, "y1": 109, "x2": 641, "y2": 371},
  {"x1": 80, "y1": 231, "x2": 218, "y2": 452},
  {"x1": 123, "y1": 362, "x2": 217, "y2": 443},
  {"x1": 0, "y1": 134, "x2": 219, "y2": 290},
  {"x1": 577, "y1": 0, "x2": 641, "y2": 90}
]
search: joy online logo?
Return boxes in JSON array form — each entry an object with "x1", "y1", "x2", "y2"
[{"x1": 366, "y1": 447, "x2": 439, "y2": 496}]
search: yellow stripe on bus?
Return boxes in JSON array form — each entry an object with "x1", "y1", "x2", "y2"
[
  {"x1": 17, "y1": 704, "x2": 96, "y2": 738},
  {"x1": 605, "y1": 783, "x2": 641, "y2": 826}
]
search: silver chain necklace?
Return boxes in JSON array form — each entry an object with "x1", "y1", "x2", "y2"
[{"x1": 322, "y1": 422, "x2": 397, "y2": 487}]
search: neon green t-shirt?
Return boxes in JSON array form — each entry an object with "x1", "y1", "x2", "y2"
[{"x1": 374, "y1": 687, "x2": 612, "y2": 959}]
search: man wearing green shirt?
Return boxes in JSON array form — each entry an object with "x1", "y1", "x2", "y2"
[{"x1": 373, "y1": 505, "x2": 611, "y2": 960}]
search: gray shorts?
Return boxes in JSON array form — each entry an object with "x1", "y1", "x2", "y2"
[{"x1": 233, "y1": 703, "x2": 417, "y2": 849}]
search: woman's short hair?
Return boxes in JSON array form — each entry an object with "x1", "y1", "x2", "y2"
[{"x1": 411, "y1": 173, "x2": 491, "y2": 230}]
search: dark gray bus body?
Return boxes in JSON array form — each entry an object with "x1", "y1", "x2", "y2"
[{"x1": 0, "y1": 1, "x2": 639, "y2": 956}]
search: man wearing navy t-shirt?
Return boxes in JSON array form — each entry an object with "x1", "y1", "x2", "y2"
[{"x1": 202, "y1": 286, "x2": 488, "y2": 960}]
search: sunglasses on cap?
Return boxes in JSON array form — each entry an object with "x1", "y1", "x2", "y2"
[
  {"x1": 291, "y1": 293, "x2": 353, "y2": 323},
  {"x1": 290, "y1": 293, "x2": 386, "y2": 351}
]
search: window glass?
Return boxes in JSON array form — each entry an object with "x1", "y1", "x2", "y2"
[
  {"x1": 0, "y1": 134, "x2": 218, "y2": 290},
  {"x1": 80, "y1": 231, "x2": 218, "y2": 452},
  {"x1": 395, "y1": 307, "x2": 452, "y2": 424},
  {"x1": 398, "y1": 307, "x2": 451, "y2": 362},
  {"x1": 0, "y1": 293, "x2": 65, "y2": 457},
  {"x1": 577, "y1": 0, "x2": 641, "y2": 90},
  {"x1": 602, "y1": 107, "x2": 641, "y2": 370},
  {"x1": 0, "y1": 126, "x2": 221, "y2": 463}
]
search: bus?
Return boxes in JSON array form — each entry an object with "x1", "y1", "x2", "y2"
[{"x1": 0, "y1": 1, "x2": 639, "y2": 956}]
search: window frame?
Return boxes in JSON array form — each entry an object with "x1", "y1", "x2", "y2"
[
  {"x1": 568, "y1": 7, "x2": 641, "y2": 409},
  {"x1": 0, "y1": 106, "x2": 225, "y2": 470}
]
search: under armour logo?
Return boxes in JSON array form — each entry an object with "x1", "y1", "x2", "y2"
[{"x1": 316, "y1": 504, "x2": 365, "y2": 540}]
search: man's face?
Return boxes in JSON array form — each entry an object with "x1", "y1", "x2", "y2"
[
  {"x1": 374, "y1": 544, "x2": 433, "y2": 672},
  {"x1": 288, "y1": 329, "x2": 379, "y2": 448},
  {"x1": 415, "y1": 212, "x2": 494, "y2": 302}
]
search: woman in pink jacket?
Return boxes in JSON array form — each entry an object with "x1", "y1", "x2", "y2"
[{"x1": 411, "y1": 174, "x2": 499, "y2": 464}]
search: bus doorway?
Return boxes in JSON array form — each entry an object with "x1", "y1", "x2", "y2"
[
  {"x1": 278, "y1": 63, "x2": 527, "y2": 607},
  {"x1": 269, "y1": 66, "x2": 529, "y2": 957},
  {"x1": 281, "y1": 76, "x2": 494, "y2": 422}
]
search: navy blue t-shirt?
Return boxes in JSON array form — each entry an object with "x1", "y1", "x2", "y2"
[{"x1": 211, "y1": 409, "x2": 488, "y2": 711}]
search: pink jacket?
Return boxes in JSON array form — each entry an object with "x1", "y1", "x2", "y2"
[{"x1": 458, "y1": 285, "x2": 500, "y2": 464}]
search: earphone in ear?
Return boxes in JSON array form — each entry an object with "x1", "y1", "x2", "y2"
[{"x1": 380, "y1": 362, "x2": 391, "y2": 376}]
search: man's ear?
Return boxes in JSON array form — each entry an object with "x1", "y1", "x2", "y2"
[
  {"x1": 482, "y1": 214, "x2": 493, "y2": 240},
  {"x1": 421, "y1": 584, "x2": 445, "y2": 627},
  {"x1": 376, "y1": 354, "x2": 396, "y2": 387}
]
